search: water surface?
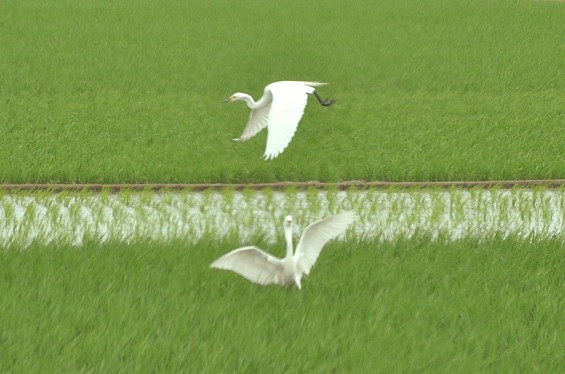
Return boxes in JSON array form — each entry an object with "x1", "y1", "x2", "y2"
[{"x1": 1, "y1": 189, "x2": 564, "y2": 248}]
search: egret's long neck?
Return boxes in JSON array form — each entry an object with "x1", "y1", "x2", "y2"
[
  {"x1": 239, "y1": 94, "x2": 260, "y2": 109},
  {"x1": 284, "y1": 226, "x2": 294, "y2": 259},
  {"x1": 240, "y1": 92, "x2": 270, "y2": 110}
]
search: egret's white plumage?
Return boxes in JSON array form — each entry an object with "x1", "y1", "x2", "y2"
[
  {"x1": 224, "y1": 81, "x2": 334, "y2": 160},
  {"x1": 210, "y1": 211, "x2": 357, "y2": 289}
]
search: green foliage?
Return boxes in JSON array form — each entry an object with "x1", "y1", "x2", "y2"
[
  {"x1": 1, "y1": 0, "x2": 563, "y2": 183},
  {"x1": 1, "y1": 2, "x2": 564, "y2": 370},
  {"x1": 1, "y1": 239, "x2": 564, "y2": 372}
]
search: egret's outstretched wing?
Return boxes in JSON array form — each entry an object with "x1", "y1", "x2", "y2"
[
  {"x1": 235, "y1": 104, "x2": 272, "y2": 141},
  {"x1": 295, "y1": 211, "x2": 358, "y2": 276},
  {"x1": 210, "y1": 246, "x2": 284, "y2": 286},
  {"x1": 263, "y1": 82, "x2": 315, "y2": 160}
]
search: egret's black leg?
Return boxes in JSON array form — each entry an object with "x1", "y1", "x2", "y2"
[{"x1": 313, "y1": 91, "x2": 336, "y2": 106}]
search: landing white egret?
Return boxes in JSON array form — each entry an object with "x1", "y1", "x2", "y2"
[
  {"x1": 223, "y1": 81, "x2": 336, "y2": 160},
  {"x1": 210, "y1": 211, "x2": 357, "y2": 289}
]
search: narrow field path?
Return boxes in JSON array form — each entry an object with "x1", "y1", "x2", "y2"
[{"x1": 1, "y1": 179, "x2": 565, "y2": 192}]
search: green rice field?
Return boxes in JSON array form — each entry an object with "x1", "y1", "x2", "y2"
[
  {"x1": 1, "y1": 0, "x2": 564, "y2": 183},
  {"x1": 2, "y1": 239, "x2": 565, "y2": 372},
  {"x1": 2, "y1": 188, "x2": 565, "y2": 371},
  {"x1": 2, "y1": 0, "x2": 565, "y2": 372}
]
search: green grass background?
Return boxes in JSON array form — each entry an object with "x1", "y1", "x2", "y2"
[
  {"x1": 1, "y1": 0, "x2": 563, "y2": 183},
  {"x1": 2, "y1": 239, "x2": 564, "y2": 372},
  {"x1": 2, "y1": 2, "x2": 564, "y2": 371}
]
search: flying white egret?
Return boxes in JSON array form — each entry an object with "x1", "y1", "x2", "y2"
[
  {"x1": 210, "y1": 211, "x2": 357, "y2": 289},
  {"x1": 223, "y1": 81, "x2": 336, "y2": 160}
]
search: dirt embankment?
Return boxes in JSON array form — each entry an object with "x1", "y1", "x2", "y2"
[{"x1": 1, "y1": 179, "x2": 565, "y2": 192}]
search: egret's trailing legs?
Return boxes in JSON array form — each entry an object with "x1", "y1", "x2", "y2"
[{"x1": 313, "y1": 91, "x2": 336, "y2": 106}]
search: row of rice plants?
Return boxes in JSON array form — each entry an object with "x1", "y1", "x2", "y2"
[{"x1": 1, "y1": 187, "x2": 564, "y2": 249}]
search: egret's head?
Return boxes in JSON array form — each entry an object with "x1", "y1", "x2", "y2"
[
  {"x1": 284, "y1": 215, "x2": 293, "y2": 229},
  {"x1": 222, "y1": 92, "x2": 245, "y2": 103}
]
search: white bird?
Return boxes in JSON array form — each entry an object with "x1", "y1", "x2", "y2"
[
  {"x1": 210, "y1": 211, "x2": 357, "y2": 289},
  {"x1": 223, "y1": 81, "x2": 336, "y2": 160}
]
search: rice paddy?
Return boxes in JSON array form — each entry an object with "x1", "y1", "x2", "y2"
[
  {"x1": 1, "y1": 0, "x2": 564, "y2": 183},
  {"x1": 2, "y1": 187, "x2": 565, "y2": 372},
  {"x1": 2, "y1": 238, "x2": 564, "y2": 372},
  {"x1": 2, "y1": 0, "x2": 564, "y2": 371},
  {"x1": 1, "y1": 188, "x2": 565, "y2": 249}
]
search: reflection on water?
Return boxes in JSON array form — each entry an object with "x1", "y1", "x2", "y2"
[{"x1": 1, "y1": 189, "x2": 564, "y2": 248}]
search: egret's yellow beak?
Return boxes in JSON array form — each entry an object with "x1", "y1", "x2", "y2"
[{"x1": 221, "y1": 97, "x2": 232, "y2": 103}]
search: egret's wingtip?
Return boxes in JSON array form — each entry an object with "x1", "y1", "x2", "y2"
[{"x1": 336, "y1": 210, "x2": 359, "y2": 223}]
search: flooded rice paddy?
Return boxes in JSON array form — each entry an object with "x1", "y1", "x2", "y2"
[{"x1": 1, "y1": 188, "x2": 564, "y2": 249}]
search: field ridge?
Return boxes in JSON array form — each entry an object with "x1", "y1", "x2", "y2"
[{"x1": 1, "y1": 179, "x2": 565, "y2": 192}]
